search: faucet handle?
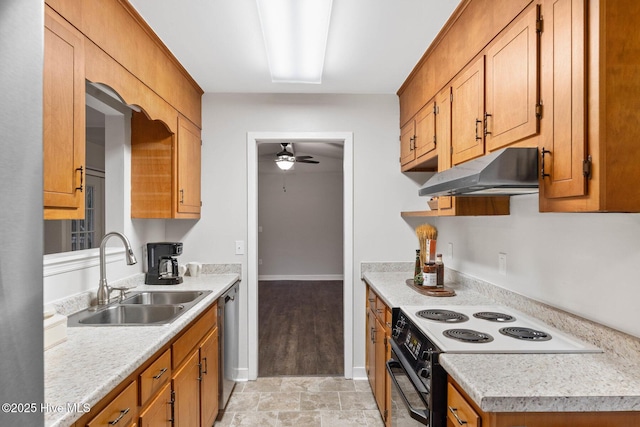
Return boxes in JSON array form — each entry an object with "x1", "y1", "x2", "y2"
[{"x1": 111, "y1": 285, "x2": 136, "y2": 303}]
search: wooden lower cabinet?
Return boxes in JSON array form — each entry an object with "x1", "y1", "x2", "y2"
[
  {"x1": 172, "y1": 349, "x2": 202, "y2": 426},
  {"x1": 448, "y1": 375, "x2": 640, "y2": 427},
  {"x1": 199, "y1": 329, "x2": 219, "y2": 427},
  {"x1": 366, "y1": 286, "x2": 391, "y2": 426},
  {"x1": 74, "y1": 304, "x2": 219, "y2": 427},
  {"x1": 139, "y1": 383, "x2": 172, "y2": 427}
]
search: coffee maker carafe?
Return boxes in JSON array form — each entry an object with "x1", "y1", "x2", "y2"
[{"x1": 145, "y1": 242, "x2": 183, "y2": 285}]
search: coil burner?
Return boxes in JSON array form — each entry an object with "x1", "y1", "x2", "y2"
[
  {"x1": 417, "y1": 309, "x2": 469, "y2": 323},
  {"x1": 473, "y1": 311, "x2": 516, "y2": 322},
  {"x1": 442, "y1": 329, "x2": 494, "y2": 343},
  {"x1": 499, "y1": 327, "x2": 552, "y2": 341}
]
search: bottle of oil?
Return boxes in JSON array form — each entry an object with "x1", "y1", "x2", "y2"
[
  {"x1": 435, "y1": 253, "x2": 444, "y2": 287},
  {"x1": 414, "y1": 249, "x2": 421, "y2": 276}
]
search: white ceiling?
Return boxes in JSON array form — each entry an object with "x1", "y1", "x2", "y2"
[{"x1": 128, "y1": 0, "x2": 460, "y2": 94}]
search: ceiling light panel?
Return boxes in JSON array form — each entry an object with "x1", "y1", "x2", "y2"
[{"x1": 256, "y1": 0, "x2": 333, "y2": 84}]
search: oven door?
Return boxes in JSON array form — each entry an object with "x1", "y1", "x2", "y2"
[{"x1": 386, "y1": 350, "x2": 430, "y2": 426}]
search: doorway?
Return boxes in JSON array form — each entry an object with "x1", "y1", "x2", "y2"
[{"x1": 247, "y1": 132, "x2": 354, "y2": 380}]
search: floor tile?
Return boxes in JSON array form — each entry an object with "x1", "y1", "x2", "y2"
[
  {"x1": 231, "y1": 411, "x2": 279, "y2": 426},
  {"x1": 299, "y1": 391, "x2": 341, "y2": 411},
  {"x1": 339, "y1": 391, "x2": 378, "y2": 410},
  {"x1": 241, "y1": 376, "x2": 283, "y2": 392},
  {"x1": 276, "y1": 411, "x2": 322, "y2": 427},
  {"x1": 320, "y1": 409, "x2": 367, "y2": 427},
  {"x1": 257, "y1": 392, "x2": 301, "y2": 411},
  {"x1": 224, "y1": 392, "x2": 261, "y2": 412}
]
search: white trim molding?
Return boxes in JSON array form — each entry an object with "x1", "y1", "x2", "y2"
[
  {"x1": 43, "y1": 247, "x2": 126, "y2": 277},
  {"x1": 248, "y1": 131, "x2": 354, "y2": 380}
]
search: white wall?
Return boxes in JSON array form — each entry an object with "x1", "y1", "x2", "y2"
[
  {"x1": 258, "y1": 168, "x2": 343, "y2": 279},
  {"x1": 166, "y1": 93, "x2": 427, "y2": 376},
  {"x1": 435, "y1": 194, "x2": 640, "y2": 339}
]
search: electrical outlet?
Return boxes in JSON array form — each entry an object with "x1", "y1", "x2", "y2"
[
  {"x1": 448, "y1": 242, "x2": 453, "y2": 259},
  {"x1": 235, "y1": 240, "x2": 244, "y2": 255},
  {"x1": 258, "y1": 258, "x2": 263, "y2": 265},
  {"x1": 498, "y1": 253, "x2": 507, "y2": 276},
  {"x1": 258, "y1": 226, "x2": 263, "y2": 233}
]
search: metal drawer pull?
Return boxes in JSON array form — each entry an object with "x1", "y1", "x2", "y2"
[
  {"x1": 448, "y1": 406, "x2": 468, "y2": 425},
  {"x1": 540, "y1": 147, "x2": 551, "y2": 178},
  {"x1": 475, "y1": 119, "x2": 482, "y2": 141},
  {"x1": 153, "y1": 367, "x2": 168, "y2": 380},
  {"x1": 202, "y1": 357, "x2": 208, "y2": 375},
  {"x1": 75, "y1": 166, "x2": 84, "y2": 192},
  {"x1": 108, "y1": 407, "x2": 130, "y2": 425}
]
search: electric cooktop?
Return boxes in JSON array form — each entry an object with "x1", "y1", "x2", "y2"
[{"x1": 400, "y1": 305, "x2": 601, "y2": 354}]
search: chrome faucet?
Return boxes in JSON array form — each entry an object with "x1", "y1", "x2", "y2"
[{"x1": 97, "y1": 232, "x2": 138, "y2": 306}]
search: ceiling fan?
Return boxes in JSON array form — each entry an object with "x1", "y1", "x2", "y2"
[{"x1": 275, "y1": 143, "x2": 319, "y2": 170}]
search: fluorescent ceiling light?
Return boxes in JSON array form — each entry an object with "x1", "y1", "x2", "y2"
[{"x1": 256, "y1": 0, "x2": 333, "y2": 84}]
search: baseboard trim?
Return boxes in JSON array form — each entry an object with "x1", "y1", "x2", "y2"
[
  {"x1": 351, "y1": 367, "x2": 368, "y2": 380},
  {"x1": 258, "y1": 274, "x2": 344, "y2": 281}
]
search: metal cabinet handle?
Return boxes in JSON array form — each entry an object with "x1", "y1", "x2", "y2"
[
  {"x1": 108, "y1": 408, "x2": 130, "y2": 425},
  {"x1": 202, "y1": 357, "x2": 208, "y2": 375},
  {"x1": 179, "y1": 189, "x2": 184, "y2": 204},
  {"x1": 153, "y1": 367, "x2": 168, "y2": 380},
  {"x1": 410, "y1": 136, "x2": 415, "y2": 150},
  {"x1": 448, "y1": 406, "x2": 468, "y2": 425},
  {"x1": 540, "y1": 147, "x2": 551, "y2": 178},
  {"x1": 75, "y1": 166, "x2": 84, "y2": 192},
  {"x1": 484, "y1": 112, "x2": 492, "y2": 137},
  {"x1": 475, "y1": 119, "x2": 482, "y2": 141},
  {"x1": 370, "y1": 327, "x2": 376, "y2": 344}
]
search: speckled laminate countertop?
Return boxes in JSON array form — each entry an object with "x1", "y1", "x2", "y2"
[
  {"x1": 363, "y1": 270, "x2": 640, "y2": 413},
  {"x1": 44, "y1": 273, "x2": 239, "y2": 427}
]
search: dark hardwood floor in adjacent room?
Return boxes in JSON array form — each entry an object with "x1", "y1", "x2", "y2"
[{"x1": 258, "y1": 280, "x2": 344, "y2": 377}]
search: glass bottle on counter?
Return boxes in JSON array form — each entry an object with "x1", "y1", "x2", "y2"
[
  {"x1": 435, "y1": 253, "x2": 444, "y2": 287},
  {"x1": 423, "y1": 262, "x2": 437, "y2": 287},
  {"x1": 414, "y1": 249, "x2": 421, "y2": 276}
]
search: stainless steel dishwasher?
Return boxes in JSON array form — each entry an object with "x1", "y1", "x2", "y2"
[{"x1": 218, "y1": 281, "x2": 239, "y2": 411}]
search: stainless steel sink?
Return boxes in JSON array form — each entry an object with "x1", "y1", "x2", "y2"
[
  {"x1": 68, "y1": 290, "x2": 212, "y2": 326},
  {"x1": 77, "y1": 304, "x2": 184, "y2": 325},
  {"x1": 120, "y1": 291, "x2": 206, "y2": 305}
]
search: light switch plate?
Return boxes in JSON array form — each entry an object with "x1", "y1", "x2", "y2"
[
  {"x1": 235, "y1": 240, "x2": 244, "y2": 255},
  {"x1": 498, "y1": 252, "x2": 507, "y2": 276}
]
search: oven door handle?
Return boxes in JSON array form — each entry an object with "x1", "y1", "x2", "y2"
[{"x1": 386, "y1": 359, "x2": 429, "y2": 425}]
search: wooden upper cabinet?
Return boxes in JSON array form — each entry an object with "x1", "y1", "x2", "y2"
[
  {"x1": 451, "y1": 56, "x2": 485, "y2": 165},
  {"x1": 539, "y1": 0, "x2": 587, "y2": 201},
  {"x1": 400, "y1": 120, "x2": 416, "y2": 168},
  {"x1": 176, "y1": 115, "x2": 202, "y2": 217},
  {"x1": 131, "y1": 113, "x2": 201, "y2": 219},
  {"x1": 485, "y1": 4, "x2": 540, "y2": 151},
  {"x1": 43, "y1": 6, "x2": 86, "y2": 220},
  {"x1": 415, "y1": 102, "x2": 437, "y2": 161}
]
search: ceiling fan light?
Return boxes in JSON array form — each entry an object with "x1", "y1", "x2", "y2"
[{"x1": 275, "y1": 156, "x2": 295, "y2": 171}]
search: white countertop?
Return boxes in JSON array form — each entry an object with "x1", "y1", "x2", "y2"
[
  {"x1": 44, "y1": 274, "x2": 239, "y2": 427},
  {"x1": 363, "y1": 271, "x2": 640, "y2": 413}
]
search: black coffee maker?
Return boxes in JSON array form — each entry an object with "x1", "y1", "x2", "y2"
[{"x1": 145, "y1": 242, "x2": 184, "y2": 285}]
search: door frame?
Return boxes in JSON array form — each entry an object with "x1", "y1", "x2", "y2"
[{"x1": 247, "y1": 131, "x2": 354, "y2": 380}]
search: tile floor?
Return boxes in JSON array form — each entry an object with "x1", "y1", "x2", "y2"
[{"x1": 214, "y1": 376, "x2": 386, "y2": 427}]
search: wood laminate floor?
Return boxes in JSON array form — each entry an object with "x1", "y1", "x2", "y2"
[{"x1": 258, "y1": 280, "x2": 344, "y2": 377}]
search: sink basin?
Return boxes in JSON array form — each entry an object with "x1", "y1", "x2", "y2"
[
  {"x1": 77, "y1": 305, "x2": 184, "y2": 325},
  {"x1": 67, "y1": 290, "x2": 213, "y2": 326},
  {"x1": 120, "y1": 291, "x2": 206, "y2": 305}
]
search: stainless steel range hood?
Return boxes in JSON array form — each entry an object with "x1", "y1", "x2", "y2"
[{"x1": 418, "y1": 147, "x2": 539, "y2": 197}]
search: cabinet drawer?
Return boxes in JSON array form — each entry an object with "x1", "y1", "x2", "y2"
[
  {"x1": 140, "y1": 349, "x2": 171, "y2": 407},
  {"x1": 172, "y1": 304, "x2": 216, "y2": 369},
  {"x1": 447, "y1": 383, "x2": 480, "y2": 427},
  {"x1": 367, "y1": 287, "x2": 376, "y2": 310},
  {"x1": 87, "y1": 380, "x2": 137, "y2": 427},
  {"x1": 374, "y1": 297, "x2": 388, "y2": 322}
]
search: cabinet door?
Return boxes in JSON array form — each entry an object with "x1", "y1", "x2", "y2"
[
  {"x1": 200, "y1": 329, "x2": 219, "y2": 427},
  {"x1": 172, "y1": 349, "x2": 201, "y2": 427},
  {"x1": 485, "y1": 5, "x2": 540, "y2": 151},
  {"x1": 400, "y1": 120, "x2": 416, "y2": 167},
  {"x1": 139, "y1": 382, "x2": 172, "y2": 427},
  {"x1": 539, "y1": 0, "x2": 587, "y2": 199},
  {"x1": 176, "y1": 115, "x2": 201, "y2": 216},
  {"x1": 435, "y1": 86, "x2": 454, "y2": 213},
  {"x1": 366, "y1": 308, "x2": 376, "y2": 395},
  {"x1": 374, "y1": 316, "x2": 387, "y2": 420},
  {"x1": 44, "y1": 6, "x2": 85, "y2": 219},
  {"x1": 451, "y1": 56, "x2": 485, "y2": 165},
  {"x1": 415, "y1": 102, "x2": 437, "y2": 161}
]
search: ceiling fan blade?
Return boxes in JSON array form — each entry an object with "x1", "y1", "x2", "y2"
[
  {"x1": 295, "y1": 155, "x2": 314, "y2": 160},
  {"x1": 297, "y1": 159, "x2": 319, "y2": 164}
]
